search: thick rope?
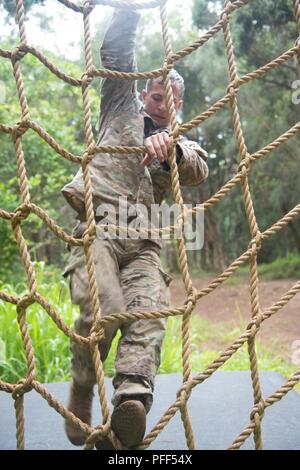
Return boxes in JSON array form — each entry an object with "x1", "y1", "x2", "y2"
[
  {"x1": 222, "y1": 0, "x2": 263, "y2": 449},
  {"x1": 160, "y1": 1, "x2": 195, "y2": 450}
]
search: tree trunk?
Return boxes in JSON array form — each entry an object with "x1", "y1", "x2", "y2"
[
  {"x1": 163, "y1": 241, "x2": 179, "y2": 273},
  {"x1": 185, "y1": 185, "x2": 227, "y2": 272},
  {"x1": 201, "y1": 209, "x2": 227, "y2": 272}
]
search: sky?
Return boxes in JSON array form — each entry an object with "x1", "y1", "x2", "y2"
[{"x1": 1, "y1": 0, "x2": 194, "y2": 61}]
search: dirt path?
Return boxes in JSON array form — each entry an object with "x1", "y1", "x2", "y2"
[{"x1": 169, "y1": 276, "x2": 300, "y2": 362}]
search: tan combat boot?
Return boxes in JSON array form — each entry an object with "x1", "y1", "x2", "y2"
[{"x1": 65, "y1": 380, "x2": 94, "y2": 446}]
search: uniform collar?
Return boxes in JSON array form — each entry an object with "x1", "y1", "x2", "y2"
[{"x1": 140, "y1": 106, "x2": 171, "y2": 137}]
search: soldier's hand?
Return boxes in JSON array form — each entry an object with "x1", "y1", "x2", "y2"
[{"x1": 141, "y1": 132, "x2": 173, "y2": 168}]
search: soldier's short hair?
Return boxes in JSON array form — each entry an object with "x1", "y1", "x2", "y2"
[{"x1": 146, "y1": 69, "x2": 185, "y2": 99}]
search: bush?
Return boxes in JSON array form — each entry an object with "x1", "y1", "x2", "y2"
[{"x1": 258, "y1": 253, "x2": 300, "y2": 280}]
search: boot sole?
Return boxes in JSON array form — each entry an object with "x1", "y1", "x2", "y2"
[{"x1": 111, "y1": 400, "x2": 146, "y2": 448}]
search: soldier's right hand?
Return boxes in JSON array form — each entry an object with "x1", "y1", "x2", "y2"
[{"x1": 141, "y1": 131, "x2": 173, "y2": 167}]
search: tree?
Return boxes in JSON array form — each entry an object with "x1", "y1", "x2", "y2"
[
  {"x1": 191, "y1": 0, "x2": 300, "y2": 264},
  {"x1": 0, "y1": 0, "x2": 45, "y2": 22},
  {"x1": 0, "y1": 39, "x2": 99, "y2": 283}
]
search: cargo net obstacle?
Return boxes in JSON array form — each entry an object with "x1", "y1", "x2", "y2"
[{"x1": 1, "y1": 0, "x2": 300, "y2": 451}]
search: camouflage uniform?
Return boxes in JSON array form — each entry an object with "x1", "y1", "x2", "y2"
[{"x1": 61, "y1": 9, "x2": 208, "y2": 412}]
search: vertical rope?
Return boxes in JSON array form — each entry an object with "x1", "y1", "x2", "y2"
[
  {"x1": 14, "y1": 395, "x2": 25, "y2": 450},
  {"x1": 12, "y1": 0, "x2": 30, "y2": 205},
  {"x1": 82, "y1": 0, "x2": 95, "y2": 148},
  {"x1": 222, "y1": 0, "x2": 264, "y2": 449},
  {"x1": 14, "y1": 0, "x2": 29, "y2": 121},
  {"x1": 12, "y1": 223, "x2": 37, "y2": 294},
  {"x1": 17, "y1": 305, "x2": 36, "y2": 382},
  {"x1": 81, "y1": 0, "x2": 111, "y2": 440},
  {"x1": 160, "y1": 0, "x2": 195, "y2": 450}
]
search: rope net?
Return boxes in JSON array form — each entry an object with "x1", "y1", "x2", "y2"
[{"x1": 0, "y1": 0, "x2": 300, "y2": 450}]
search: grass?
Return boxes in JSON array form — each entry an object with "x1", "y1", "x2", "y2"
[
  {"x1": 0, "y1": 262, "x2": 74, "y2": 383},
  {"x1": 0, "y1": 263, "x2": 299, "y2": 396},
  {"x1": 184, "y1": 253, "x2": 300, "y2": 286},
  {"x1": 257, "y1": 253, "x2": 300, "y2": 281},
  {"x1": 227, "y1": 253, "x2": 300, "y2": 284},
  {"x1": 160, "y1": 316, "x2": 300, "y2": 394}
]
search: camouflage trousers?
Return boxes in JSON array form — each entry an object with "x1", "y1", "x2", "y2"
[{"x1": 64, "y1": 228, "x2": 171, "y2": 412}]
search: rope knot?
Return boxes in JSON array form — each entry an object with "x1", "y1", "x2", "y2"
[
  {"x1": 82, "y1": 231, "x2": 96, "y2": 249},
  {"x1": 82, "y1": 150, "x2": 92, "y2": 169},
  {"x1": 83, "y1": 0, "x2": 94, "y2": 16},
  {"x1": 254, "y1": 310, "x2": 264, "y2": 329},
  {"x1": 86, "y1": 65, "x2": 96, "y2": 78},
  {"x1": 12, "y1": 204, "x2": 31, "y2": 226},
  {"x1": 223, "y1": 0, "x2": 234, "y2": 17},
  {"x1": 11, "y1": 43, "x2": 27, "y2": 63},
  {"x1": 163, "y1": 57, "x2": 174, "y2": 78},
  {"x1": 250, "y1": 399, "x2": 265, "y2": 421},
  {"x1": 238, "y1": 152, "x2": 252, "y2": 175},
  {"x1": 248, "y1": 309, "x2": 264, "y2": 338},
  {"x1": 82, "y1": 223, "x2": 97, "y2": 246},
  {"x1": 17, "y1": 293, "x2": 36, "y2": 312},
  {"x1": 12, "y1": 119, "x2": 30, "y2": 138},
  {"x1": 80, "y1": 71, "x2": 93, "y2": 89},
  {"x1": 184, "y1": 287, "x2": 198, "y2": 314},
  {"x1": 86, "y1": 143, "x2": 97, "y2": 156},
  {"x1": 12, "y1": 378, "x2": 33, "y2": 400},
  {"x1": 90, "y1": 315, "x2": 105, "y2": 345},
  {"x1": 248, "y1": 230, "x2": 263, "y2": 256},
  {"x1": 226, "y1": 78, "x2": 240, "y2": 98},
  {"x1": 221, "y1": 1, "x2": 234, "y2": 23},
  {"x1": 85, "y1": 424, "x2": 110, "y2": 449}
]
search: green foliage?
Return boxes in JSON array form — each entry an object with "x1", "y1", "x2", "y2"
[
  {"x1": 192, "y1": 0, "x2": 219, "y2": 29},
  {"x1": 0, "y1": 262, "x2": 74, "y2": 383},
  {"x1": 230, "y1": 0, "x2": 295, "y2": 66},
  {"x1": 0, "y1": 0, "x2": 45, "y2": 22},
  {"x1": 191, "y1": 0, "x2": 300, "y2": 265},
  {"x1": 257, "y1": 253, "x2": 300, "y2": 280},
  {"x1": 0, "y1": 41, "x2": 99, "y2": 283}
]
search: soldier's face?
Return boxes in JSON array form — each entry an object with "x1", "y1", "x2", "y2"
[{"x1": 141, "y1": 80, "x2": 183, "y2": 128}]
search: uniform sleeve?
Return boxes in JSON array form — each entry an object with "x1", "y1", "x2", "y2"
[
  {"x1": 175, "y1": 139, "x2": 209, "y2": 186},
  {"x1": 150, "y1": 139, "x2": 209, "y2": 204},
  {"x1": 97, "y1": 8, "x2": 141, "y2": 136}
]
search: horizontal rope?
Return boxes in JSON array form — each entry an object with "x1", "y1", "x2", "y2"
[{"x1": 58, "y1": 0, "x2": 162, "y2": 14}]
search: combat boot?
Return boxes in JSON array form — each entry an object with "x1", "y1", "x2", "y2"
[
  {"x1": 111, "y1": 397, "x2": 146, "y2": 448},
  {"x1": 65, "y1": 380, "x2": 94, "y2": 446}
]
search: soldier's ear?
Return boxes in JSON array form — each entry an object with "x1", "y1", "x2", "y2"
[
  {"x1": 141, "y1": 89, "x2": 147, "y2": 102},
  {"x1": 176, "y1": 99, "x2": 183, "y2": 113}
]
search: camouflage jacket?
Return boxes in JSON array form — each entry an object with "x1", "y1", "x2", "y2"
[{"x1": 61, "y1": 9, "x2": 208, "y2": 233}]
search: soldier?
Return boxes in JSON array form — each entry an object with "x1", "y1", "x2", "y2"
[{"x1": 62, "y1": 6, "x2": 208, "y2": 449}]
